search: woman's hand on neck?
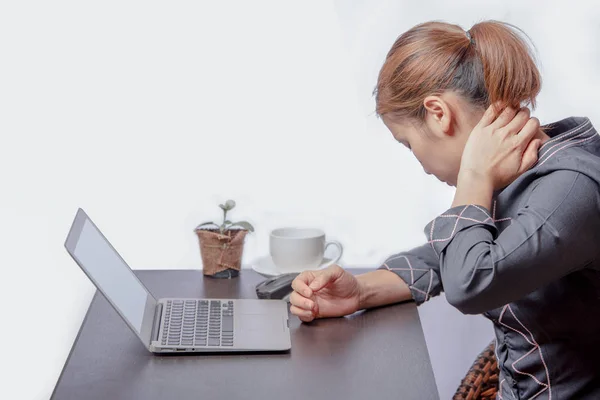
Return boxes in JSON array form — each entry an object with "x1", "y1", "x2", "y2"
[{"x1": 451, "y1": 104, "x2": 545, "y2": 209}]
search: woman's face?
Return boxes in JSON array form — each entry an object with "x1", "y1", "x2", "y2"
[{"x1": 382, "y1": 93, "x2": 482, "y2": 187}]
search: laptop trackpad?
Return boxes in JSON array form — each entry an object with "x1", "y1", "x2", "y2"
[{"x1": 239, "y1": 314, "x2": 282, "y2": 331}]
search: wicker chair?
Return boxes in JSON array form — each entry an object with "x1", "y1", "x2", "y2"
[{"x1": 453, "y1": 341, "x2": 499, "y2": 400}]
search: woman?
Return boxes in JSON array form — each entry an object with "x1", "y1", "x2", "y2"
[{"x1": 290, "y1": 20, "x2": 600, "y2": 399}]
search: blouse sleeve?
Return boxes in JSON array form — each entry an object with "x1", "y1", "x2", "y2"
[
  {"x1": 378, "y1": 242, "x2": 443, "y2": 305},
  {"x1": 426, "y1": 170, "x2": 600, "y2": 314}
]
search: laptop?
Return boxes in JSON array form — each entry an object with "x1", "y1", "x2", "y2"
[{"x1": 64, "y1": 208, "x2": 291, "y2": 353}]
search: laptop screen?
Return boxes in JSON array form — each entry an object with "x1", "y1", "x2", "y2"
[{"x1": 67, "y1": 211, "x2": 155, "y2": 334}]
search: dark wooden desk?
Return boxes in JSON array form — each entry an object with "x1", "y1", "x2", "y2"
[{"x1": 51, "y1": 269, "x2": 438, "y2": 400}]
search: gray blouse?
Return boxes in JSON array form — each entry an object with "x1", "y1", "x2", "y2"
[{"x1": 380, "y1": 116, "x2": 600, "y2": 399}]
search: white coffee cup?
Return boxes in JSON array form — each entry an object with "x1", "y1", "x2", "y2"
[{"x1": 269, "y1": 227, "x2": 343, "y2": 273}]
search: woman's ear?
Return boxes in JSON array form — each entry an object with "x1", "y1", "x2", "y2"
[{"x1": 423, "y1": 95, "x2": 454, "y2": 139}]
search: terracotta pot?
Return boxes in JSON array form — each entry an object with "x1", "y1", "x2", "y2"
[{"x1": 195, "y1": 228, "x2": 248, "y2": 278}]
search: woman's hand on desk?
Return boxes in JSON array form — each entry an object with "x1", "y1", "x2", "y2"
[{"x1": 289, "y1": 265, "x2": 361, "y2": 322}]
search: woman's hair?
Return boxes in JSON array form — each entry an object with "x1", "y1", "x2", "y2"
[{"x1": 374, "y1": 19, "x2": 546, "y2": 129}]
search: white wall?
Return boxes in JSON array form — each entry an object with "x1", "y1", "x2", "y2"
[{"x1": 1, "y1": 1, "x2": 598, "y2": 399}]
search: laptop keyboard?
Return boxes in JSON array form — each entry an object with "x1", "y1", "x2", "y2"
[{"x1": 161, "y1": 300, "x2": 234, "y2": 347}]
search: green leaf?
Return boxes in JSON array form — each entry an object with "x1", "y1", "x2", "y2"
[
  {"x1": 219, "y1": 204, "x2": 226, "y2": 211},
  {"x1": 225, "y1": 199, "x2": 236, "y2": 210},
  {"x1": 224, "y1": 220, "x2": 232, "y2": 225},
  {"x1": 231, "y1": 221, "x2": 254, "y2": 232}
]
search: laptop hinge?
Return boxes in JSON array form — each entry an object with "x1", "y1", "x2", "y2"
[{"x1": 151, "y1": 302, "x2": 163, "y2": 342}]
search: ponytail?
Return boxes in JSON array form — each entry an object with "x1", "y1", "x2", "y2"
[
  {"x1": 469, "y1": 20, "x2": 542, "y2": 113},
  {"x1": 375, "y1": 19, "x2": 544, "y2": 124}
]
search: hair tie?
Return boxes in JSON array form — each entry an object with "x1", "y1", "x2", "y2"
[{"x1": 465, "y1": 29, "x2": 475, "y2": 45}]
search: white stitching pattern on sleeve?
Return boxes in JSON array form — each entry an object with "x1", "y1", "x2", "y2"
[
  {"x1": 383, "y1": 255, "x2": 436, "y2": 302},
  {"x1": 427, "y1": 201, "x2": 512, "y2": 256}
]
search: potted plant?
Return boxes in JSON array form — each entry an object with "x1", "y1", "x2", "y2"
[{"x1": 194, "y1": 199, "x2": 254, "y2": 278}]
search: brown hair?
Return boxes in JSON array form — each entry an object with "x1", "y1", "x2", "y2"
[{"x1": 374, "y1": 19, "x2": 545, "y2": 128}]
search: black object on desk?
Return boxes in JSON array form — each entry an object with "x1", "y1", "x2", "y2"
[
  {"x1": 51, "y1": 269, "x2": 439, "y2": 400},
  {"x1": 255, "y1": 272, "x2": 299, "y2": 300}
]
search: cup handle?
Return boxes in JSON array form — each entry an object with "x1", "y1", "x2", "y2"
[{"x1": 318, "y1": 240, "x2": 344, "y2": 269}]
